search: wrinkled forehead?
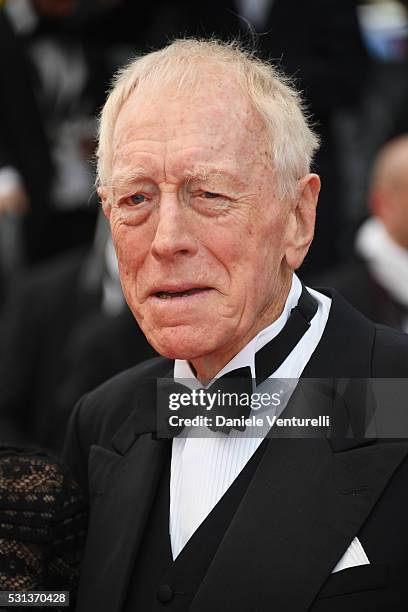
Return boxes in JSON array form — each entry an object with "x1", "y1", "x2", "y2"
[
  {"x1": 120, "y1": 59, "x2": 246, "y2": 111},
  {"x1": 112, "y1": 64, "x2": 265, "y2": 154}
]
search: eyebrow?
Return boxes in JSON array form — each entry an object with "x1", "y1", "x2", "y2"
[
  {"x1": 110, "y1": 164, "x2": 242, "y2": 188},
  {"x1": 110, "y1": 166, "x2": 149, "y2": 187},
  {"x1": 183, "y1": 164, "x2": 237, "y2": 182}
]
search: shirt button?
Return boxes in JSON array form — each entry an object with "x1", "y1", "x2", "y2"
[{"x1": 157, "y1": 584, "x2": 174, "y2": 603}]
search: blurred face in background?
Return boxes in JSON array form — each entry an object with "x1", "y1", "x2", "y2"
[
  {"x1": 371, "y1": 137, "x2": 408, "y2": 250},
  {"x1": 101, "y1": 69, "x2": 318, "y2": 380}
]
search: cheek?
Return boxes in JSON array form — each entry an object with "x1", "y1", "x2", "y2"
[
  {"x1": 245, "y1": 216, "x2": 288, "y2": 289},
  {"x1": 202, "y1": 207, "x2": 285, "y2": 291},
  {"x1": 251, "y1": 209, "x2": 288, "y2": 259},
  {"x1": 110, "y1": 220, "x2": 151, "y2": 294}
]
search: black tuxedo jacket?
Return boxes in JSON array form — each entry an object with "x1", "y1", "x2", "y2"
[
  {"x1": 63, "y1": 289, "x2": 408, "y2": 611},
  {"x1": 312, "y1": 257, "x2": 407, "y2": 331}
]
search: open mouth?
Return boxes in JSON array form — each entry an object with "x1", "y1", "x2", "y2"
[{"x1": 154, "y1": 288, "x2": 210, "y2": 299}]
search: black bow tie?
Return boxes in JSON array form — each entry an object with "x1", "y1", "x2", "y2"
[
  {"x1": 156, "y1": 285, "x2": 318, "y2": 437},
  {"x1": 157, "y1": 366, "x2": 253, "y2": 436}
]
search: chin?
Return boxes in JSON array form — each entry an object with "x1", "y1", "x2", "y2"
[{"x1": 144, "y1": 326, "x2": 219, "y2": 361}]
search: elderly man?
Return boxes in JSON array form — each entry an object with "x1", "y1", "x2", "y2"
[{"x1": 63, "y1": 40, "x2": 408, "y2": 612}]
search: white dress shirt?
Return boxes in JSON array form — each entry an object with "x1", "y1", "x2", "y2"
[{"x1": 170, "y1": 274, "x2": 332, "y2": 559}]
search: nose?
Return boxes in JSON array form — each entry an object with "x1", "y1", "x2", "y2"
[{"x1": 150, "y1": 193, "x2": 198, "y2": 261}]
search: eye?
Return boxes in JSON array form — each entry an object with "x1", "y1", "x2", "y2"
[
  {"x1": 129, "y1": 194, "x2": 146, "y2": 205},
  {"x1": 201, "y1": 191, "x2": 221, "y2": 199}
]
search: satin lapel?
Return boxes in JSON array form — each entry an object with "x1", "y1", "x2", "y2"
[
  {"x1": 76, "y1": 375, "x2": 173, "y2": 612},
  {"x1": 190, "y1": 431, "x2": 408, "y2": 612}
]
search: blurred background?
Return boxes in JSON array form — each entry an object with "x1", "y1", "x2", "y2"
[{"x1": 0, "y1": 0, "x2": 407, "y2": 453}]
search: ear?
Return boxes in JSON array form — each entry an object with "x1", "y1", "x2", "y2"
[
  {"x1": 98, "y1": 186, "x2": 111, "y2": 220},
  {"x1": 285, "y1": 174, "x2": 320, "y2": 270},
  {"x1": 370, "y1": 185, "x2": 390, "y2": 220}
]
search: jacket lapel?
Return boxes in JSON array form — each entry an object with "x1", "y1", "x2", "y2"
[
  {"x1": 76, "y1": 378, "x2": 172, "y2": 612},
  {"x1": 190, "y1": 432, "x2": 408, "y2": 611},
  {"x1": 302, "y1": 287, "x2": 375, "y2": 378}
]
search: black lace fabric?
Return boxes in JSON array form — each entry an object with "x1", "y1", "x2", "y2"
[{"x1": 0, "y1": 448, "x2": 87, "y2": 609}]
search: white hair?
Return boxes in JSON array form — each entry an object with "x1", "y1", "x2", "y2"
[{"x1": 97, "y1": 38, "x2": 320, "y2": 200}]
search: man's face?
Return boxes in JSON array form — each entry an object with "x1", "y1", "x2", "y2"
[{"x1": 104, "y1": 71, "x2": 297, "y2": 367}]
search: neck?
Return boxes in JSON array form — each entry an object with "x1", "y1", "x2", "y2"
[
  {"x1": 190, "y1": 274, "x2": 293, "y2": 384},
  {"x1": 386, "y1": 227, "x2": 408, "y2": 252}
]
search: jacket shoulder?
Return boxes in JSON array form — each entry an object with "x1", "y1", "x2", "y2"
[
  {"x1": 77, "y1": 356, "x2": 171, "y2": 426},
  {"x1": 86, "y1": 355, "x2": 170, "y2": 394},
  {"x1": 306, "y1": 287, "x2": 408, "y2": 378},
  {"x1": 62, "y1": 356, "x2": 171, "y2": 486}
]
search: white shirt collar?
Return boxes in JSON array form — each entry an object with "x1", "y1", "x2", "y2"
[
  {"x1": 174, "y1": 274, "x2": 302, "y2": 385},
  {"x1": 356, "y1": 217, "x2": 408, "y2": 308}
]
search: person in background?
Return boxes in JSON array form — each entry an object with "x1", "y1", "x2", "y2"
[
  {"x1": 0, "y1": 214, "x2": 156, "y2": 453},
  {"x1": 0, "y1": 446, "x2": 87, "y2": 610},
  {"x1": 0, "y1": 0, "x2": 111, "y2": 271},
  {"x1": 315, "y1": 134, "x2": 408, "y2": 332}
]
